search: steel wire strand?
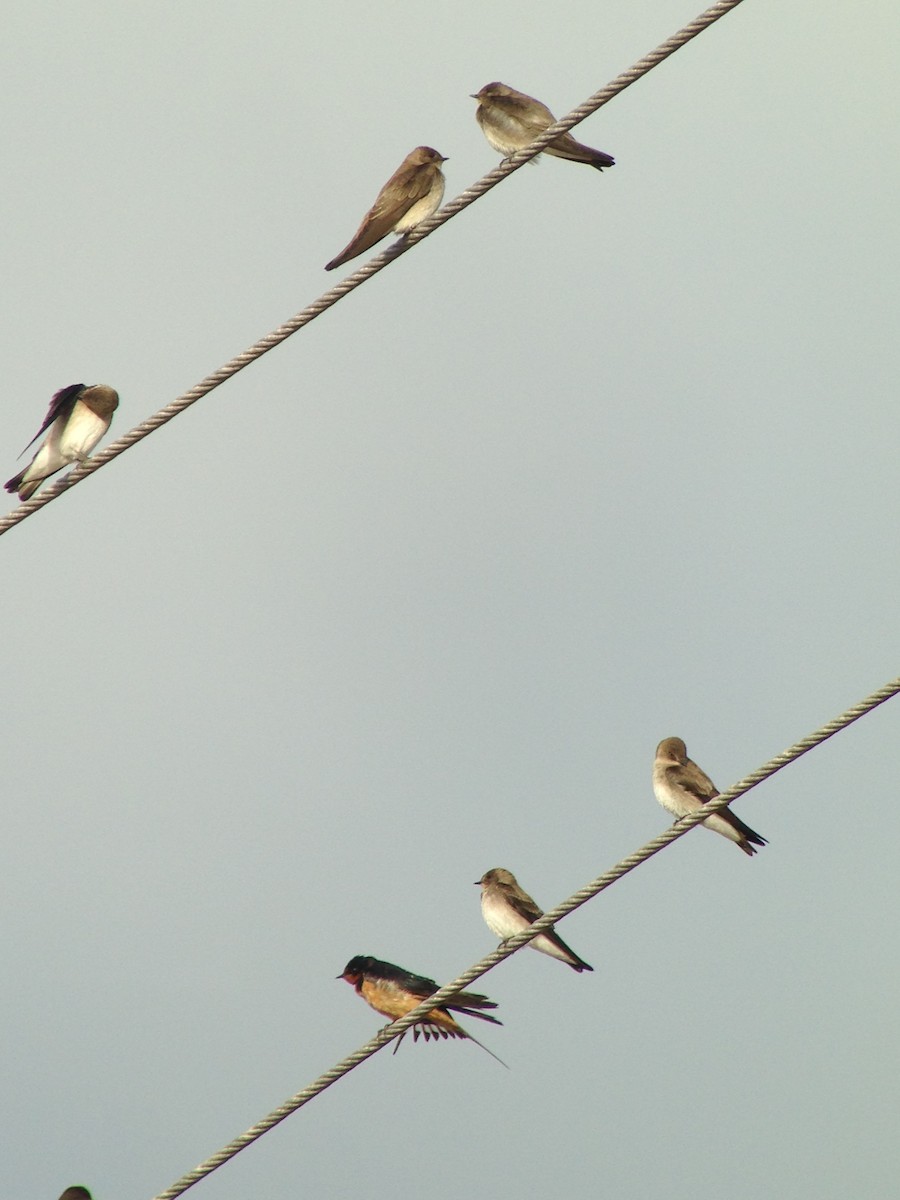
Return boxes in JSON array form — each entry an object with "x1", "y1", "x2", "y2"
[
  {"x1": 151, "y1": 671, "x2": 900, "y2": 1199},
  {"x1": 0, "y1": 0, "x2": 747, "y2": 541}
]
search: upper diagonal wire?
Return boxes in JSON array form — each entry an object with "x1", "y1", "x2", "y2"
[{"x1": 0, "y1": 0, "x2": 747, "y2": 539}]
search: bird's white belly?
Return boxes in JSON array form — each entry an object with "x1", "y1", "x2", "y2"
[
  {"x1": 58, "y1": 406, "x2": 108, "y2": 461},
  {"x1": 394, "y1": 181, "x2": 444, "y2": 234},
  {"x1": 481, "y1": 896, "x2": 527, "y2": 940},
  {"x1": 654, "y1": 781, "x2": 691, "y2": 819}
]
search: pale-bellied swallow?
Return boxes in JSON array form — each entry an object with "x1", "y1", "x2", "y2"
[
  {"x1": 653, "y1": 736, "x2": 768, "y2": 856},
  {"x1": 477, "y1": 867, "x2": 593, "y2": 972},
  {"x1": 5, "y1": 384, "x2": 119, "y2": 501},
  {"x1": 324, "y1": 147, "x2": 447, "y2": 271},
  {"x1": 472, "y1": 82, "x2": 614, "y2": 170},
  {"x1": 339, "y1": 955, "x2": 505, "y2": 1064},
  {"x1": 58, "y1": 1189, "x2": 93, "y2": 1200}
]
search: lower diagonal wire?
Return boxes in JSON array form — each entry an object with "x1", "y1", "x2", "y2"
[{"x1": 151, "y1": 672, "x2": 900, "y2": 1199}]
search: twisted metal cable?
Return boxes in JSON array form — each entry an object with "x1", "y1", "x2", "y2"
[
  {"x1": 0, "y1": 0, "x2": 747, "y2": 541},
  {"x1": 151, "y1": 672, "x2": 900, "y2": 1200}
]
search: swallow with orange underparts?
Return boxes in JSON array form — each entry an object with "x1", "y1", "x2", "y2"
[
  {"x1": 339, "y1": 955, "x2": 506, "y2": 1065},
  {"x1": 5, "y1": 383, "x2": 119, "y2": 501},
  {"x1": 477, "y1": 867, "x2": 593, "y2": 972},
  {"x1": 653, "y1": 736, "x2": 768, "y2": 856}
]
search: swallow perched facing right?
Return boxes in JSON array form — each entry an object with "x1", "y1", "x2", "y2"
[
  {"x1": 653, "y1": 736, "x2": 768, "y2": 856},
  {"x1": 324, "y1": 146, "x2": 448, "y2": 271},
  {"x1": 5, "y1": 383, "x2": 119, "y2": 501},
  {"x1": 58, "y1": 1189, "x2": 93, "y2": 1200},
  {"x1": 339, "y1": 955, "x2": 505, "y2": 1064},
  {"x1": 472, "y1": 82, "x2": 615, "y2": 171},
  {"x1": 477, "y1": 867, "x2": 593, "y2": 972}
]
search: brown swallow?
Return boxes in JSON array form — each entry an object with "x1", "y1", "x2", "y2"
[
  {"x1": 477, "y1": 867, "x2": 593, "y2": 972},
  {"x1": 471, "y1": 82, "x2": 614, "y2": 170},
  {"x1": 339, "y1": 955, "x2": 506, "y2": 1064},
  {"x1": 324, "y1": 147, "x2": 447, "y2": 270},
  {"x1": 653, "y1": 737, "x2": 768, "y2": 856},
  {"x1": 5, "y1": 383, "x2": 119, "y2": 501}
]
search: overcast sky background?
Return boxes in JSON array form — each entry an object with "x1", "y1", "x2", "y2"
[{"x1": 2, "y1": 1, "x2": 899, "y2": 1198}]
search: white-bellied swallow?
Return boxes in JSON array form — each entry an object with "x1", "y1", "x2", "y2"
[
  {"x1": 477, "y1": 867, "x2": 593, "y2": 971},
  {"x1": 472, "y1": 82, "x2": 614, "y2": 170},
  {"x1": 325, "y1": 147, "x2": 447, "y2": 270},
  {"x1": 653, "y1": 736, "x2": 768, "y2": 856},
  {"x1": 5, "y1": 383, "x2": 119, "y2": 501}
]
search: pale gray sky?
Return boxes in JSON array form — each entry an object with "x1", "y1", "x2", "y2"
[{"x1": 2, "y1": 2, "x2": 899, "y2": 1198}]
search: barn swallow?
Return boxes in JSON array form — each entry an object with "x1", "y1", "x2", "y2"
[
  {"x1": 5, "y1": 383, "x2": 119, "y2": 501},
  {"x1": 58, "y1": 1189, "x2": 92, "y2": 1200},
  {"x1": 325, "y1": 146, "x2": 448, "y2": 271},
  {"x1": 653, "y1": 737, "x2": 768, "y2": 856},
  {"x1": 339, "y1": 955, "x2": 505, "y2": 1064},
  {"x1": 472, "y1": 82, "x2": 614, "y2": 171},
  {"x1": 476, "y1": 867, "x2": 593, "y2": 972}
]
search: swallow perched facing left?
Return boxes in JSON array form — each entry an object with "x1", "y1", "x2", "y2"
[
  {"x1": 339, "y1": 955, "x2": 505, "y2": 1064},
  {"x1": 477, "y1": 867, "x2": 593, "y2": 972},
  {"x1": 325, "y1": 146, "x2": 448, "y2": 271},
  {"x1": 5, "y1": 383, "x2": 119, "y2": 501},
  {"x1": 472, "y1": 82, "x2": 615, "y2": 171},
  {"x1": 653, "y1": 736, "x2": 768, "y2": 856},
  {"x1": 58, "y1": 1189, "x2": 93, "y2": 1200}
]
